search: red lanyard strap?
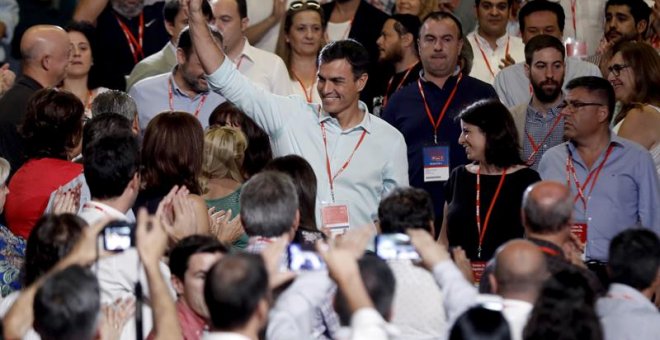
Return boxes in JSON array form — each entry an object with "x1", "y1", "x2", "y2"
[
  {"x1": 382, "y1": 62, "x2": 418, "y2": 108},
  {"x1": 473, "y1": 35, "x2": 509, "y2": 79},
  {"x1": 115, "y1": 12, "x2": 145, "y2": 64},
  {"x1": 565, "y1": 144, "x2": 614, "y2": 210},
  {"x1": 168, "y1": 79, "x2": 208, "y2": 118},
  {"x1": 525, "y1": 113, "x2": 563, "y2": 165},
  {"x1": 417, "y1": 73, "x2": 463, "y2": 144},
  {"x1": 571, "y1": 0, "x2": 577, "y2": 37},
  {"x1": 292, "y1": 72, "x2": 314, "y2": 103},
  {"x1": 321, "y1": 121, "x2": 367, "y2": 202},
  {"x1": 476, "y1": 166, "x2": 508, "y2": 259}
]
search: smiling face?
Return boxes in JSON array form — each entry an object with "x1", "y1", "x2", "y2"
[
  {"x1": 607, "y1": 52, "x2": 635, "y2": 103},
  {"x1": 476, "y1": 0, "x2": 510, "y2": 38},
  {"x1": 459, "y1": 121, "x2": 487, "y2": 163},
  {"x1": 175, "y1": 252, "x2": 223, "y2": 319},
  {"x1": 418, "y1": 17, "x2": 463, "y2": 79},
  {"x1": 317, "y1": 58, "x2": 366, "y2": 115},
  {"x1": 67, "y1": 31, "x2": 93, "y2": 79},
  {"x1": 286, "y1": 10, "x2": 324, "y2": 58},
  {"x1": 396, "y1": 0, "x2": 422, "y2": 16}
]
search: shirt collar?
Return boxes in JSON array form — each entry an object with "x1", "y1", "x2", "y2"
[
  {"x1": 474, "y1": 31, "x2": 510, "y2": 49},
  {"x1": 318, "y1": 101, "x2": 372, "y2": 133},
  {"x1": 567, "y1": 131, "x2": 625, "y2": 154},
  {"x1": 82, "y1": 201, "x2": 127, "y2": 220},
  {"x1": 176, "y1": 299, "x2": 208, "y2": 332},
  {"x1": 607, "y1": 283, "x2": 657, "y2": 309},
  {"x1": 526, "y1": 96, "x2": 564, "y2": 119},
  {"x1": 238, "y1": 38, "x2": 256, "y2": 64}
]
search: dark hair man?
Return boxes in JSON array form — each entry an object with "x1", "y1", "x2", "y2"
[
  {"x1": 126, "y1": 0, "x2": 214, "y2": 90},
  {"x1": 597, "y1": 229, "x2": 660, "y2": 340},
  {"x1": 129, "y1": 26, "x2": 227, "y2": 131},
  {"x1": 494, "y1": 0, "x2": 601, "y2": 108},
  {"x1": 187, "y1": 0, "x2": 409, "y2": 231},
  {"x1": 382, "y1": 11, "x2": 496, "y2": 230},
  {"x1": 539, "y1": 76, "x2": 660, "y2": 264}
]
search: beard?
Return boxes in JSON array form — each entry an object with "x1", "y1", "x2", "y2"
[
  {"x1": 531, "y1": 78, "x2": 563, "y2": 103},
  {"x1": 182, "y1": 69, "x2": 208, "y2": 94},
  {"x1": 379, "y1": 45, "x2": 404, "y2": 65},
  {"x1": 112, "y1": 0, "x2": 145, "y2": 18}
]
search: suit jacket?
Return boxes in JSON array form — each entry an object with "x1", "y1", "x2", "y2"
[{"x1": 125, "y1": 41, "x2": 177, "y2": 91}]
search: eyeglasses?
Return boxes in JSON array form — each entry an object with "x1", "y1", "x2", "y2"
[
  {"x1": 289, "y1": 0, "x2": 321, "y2": 10},
  {"x1": 557, "y1": 100, "x2": 606, "y2": 113},
  {"x1": 607, "y1": 63, "x2": 630, "y2": 77}
]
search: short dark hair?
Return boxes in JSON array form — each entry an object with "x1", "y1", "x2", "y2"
[
  {"x1": 378, "y1": 187, "x2": 434, "y2": 234},
  {"x1": 90, "y1": 90, "x2": 138, "y2": 120},
  {"x1": 474, "y1": 0, "x2": 514, "y2": 8},
  {"x1": 264, "y1": 155, "x2": 318, "y2": 232},
  {"x1": 236, "y1": 0, "x2": 247, "y2": 19},
  {"x1": 22, "y1": 88, "x2": 84, "y2": 160},
  {"x1": 205, "y1": 253, "x2": 269, "y2": 330},
  {"x1": 65, "y1": 21, "x2": 101, "y2": 89},
  {"x1": 319, "y1": 39, "x2": 370, "y2": 79},
  {"x1": 84, "y1": 133, "x2": 140, "y2": 200},
  {"x1": 605, "y1": 0, "x2": 651, "y2": 30},
  {"x1": 524, "y1": 34, "x2": 565, "y2": 65},
  {"x1": 164, "y1": 0, "x2": 213, "y2": 24},
  {"x1": 609, "y1": 229, "x2": 660, "y2": 290},
  {"x1": 565, "y1": 76, "x2": 616, "y2": 123},
  {"x1": 240, "y1": 171, "x2": 298, "y2": 238},
  {"x1": 178, "y1": 25, "x2": 223, "y2": 57},
  {"x1": 391, "y1": 14, "x2": 421, "y2": 53},
  {"x1": 335, "y1": 254, "x2": 396, "y2": 326},
  {"x1": 522, "y1": 183, "x2": 573, "y2": 234},
  {"x1": 23, "y1": 214, "x2": 86, "y2": 286},
  {"x1": 450, "y1": 306, "x2": 511, "y2": 340},
  {"x1": 457, "y1": 100, "x2": 524, "y2": 168},
  {"x1": 169, "y1": 235, "x2": 227, "y2": 282},
  {"x1": 421, "y1": 11, "x2": 464, "y2": 40},
  {"x1": 209, "y1": 102, "x2": 273, "y2": 178},
  {"x1": 33, "y1": 265, "x2": 100, "y2": 340},
  {"x1": 82, "y1": 112, "x2": 133, "y2": 154},
  {"x1": 518, "y1": 0, "x2": 565, "y2": 34}
]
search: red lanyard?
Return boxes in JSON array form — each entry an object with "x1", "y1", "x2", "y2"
[
  {"x1": 417, "y1": 73, "x2": 463, "y2": 144},
  {"x1": 115, "y1": 12, "x2": 145, "y2": 64},
  {"x1": 570, "y1": 0, "x2": 577, "y2": 37},
  {"x1": 525, "y1": 113, "x2": 563, "y2": 165},
  {"x1": 539, "y1": 246, "x2": 560, "y2": 257},
  {"x1": 321, "y1": 121, "x2": 367, "y2": 202},
  {"x1": 84, "y1": 89, "x2": 93, "y2": 112},
  {"x1": 382, "y1": 62, "x2": 418, "y2": 108},
  {"x1": 473, "y1": 34, "x2": 509, "y2": 79},
  {"x1": 168, "y1": 79, "x2": 208, "y2": 118},
  {"x1": 292, "y1": 71, "x2": 314, "y2": 103},
  {"x1": 475, "y1": 166, "x2": 508, "y2": 259},
  {"x1": 565, "y1": 144, "x2": 614, "y2": 210}
]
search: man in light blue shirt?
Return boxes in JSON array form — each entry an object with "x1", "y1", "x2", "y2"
[
  {"x1": 186, "y1": 0, "x2": 408, "y2": 229},
  {"x1": 129, "y1": 26, "x2": 226, "y2": 130},
  {"x1": 539, "y1": 77, "x2": 660, "y2": 262}
]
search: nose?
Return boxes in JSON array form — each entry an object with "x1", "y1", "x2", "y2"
[
  {"x1": 458, "y1": 132, "x2": 465, "y2": 145},
  {"x1": 319, "y1": 80, "x2": 332, "y2": 95}
]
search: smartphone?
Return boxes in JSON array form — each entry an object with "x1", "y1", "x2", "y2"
[
  {"x1": 374, "y1": 233, "x2": 420, "y2": 261},
  {"x1": 287, "y1": 243, "x2": 326, "y2": 271},
  {"x1": 102, "y1": 221, "x2": 136, "y2": 252}
]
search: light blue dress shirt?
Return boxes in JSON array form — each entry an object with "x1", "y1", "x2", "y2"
[
  {"x1": 205, "y1": 58, "x2": 409, "y2": 228},
  {"x1": 129, "y1": 70, "x2": 226, "y2": 131},
  {"x1": 539, "y1": 134, "x2": 660, "y2": 261}
]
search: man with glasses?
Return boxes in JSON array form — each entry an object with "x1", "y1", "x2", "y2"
[
  {"x1": 539, "y1": 76, "x2": 660, "y2": 281},
  {"x1": 509, "y1": 34, "x2": 567, "y2": 170}
]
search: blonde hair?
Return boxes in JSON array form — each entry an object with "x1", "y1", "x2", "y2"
[
  {"x1": 201, "y1": 126, "x2": 247, "y2": 192},
  {"x1": 0, "y1": 157, "x2": 9, "y2": 185}
]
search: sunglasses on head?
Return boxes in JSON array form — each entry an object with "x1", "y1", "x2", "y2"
[{"x1": 289, "y1": 0, "x2": 321, "y2": 10}]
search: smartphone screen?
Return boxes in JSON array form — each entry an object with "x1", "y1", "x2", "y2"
[
  {"x1": 375, "y1": 233, "x2": 420, "y2": 261},
  {"x1": 103, "y1": 221, "x2": 135, "y2": 252},
  {"x1": 287, "y1": 244, "x2": 326, "y2": 271}
]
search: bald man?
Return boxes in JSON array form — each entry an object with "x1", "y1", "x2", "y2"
[{"x1": 0, "y1": 25, "x2": 71, "y2": 172}]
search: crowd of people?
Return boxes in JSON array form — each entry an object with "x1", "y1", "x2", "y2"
[{"x1": 0, "y1": 0, "x2": 658, "y2": 339}]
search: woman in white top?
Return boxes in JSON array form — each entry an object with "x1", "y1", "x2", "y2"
[
  {"x1": 61, "y1": 22, "x2": 109, "y2": 120},
  {"x1": 276, "y1": 0, "x2": 326, "y2": 104},
  {"x1": 607, "y1": 42, "x2": 660, "y2": 175}
]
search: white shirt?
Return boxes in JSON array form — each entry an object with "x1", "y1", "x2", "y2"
[
  {"x1": 203, "y1": 332, "x2": 251, "y2": 340},
  {"x1": 78, "y1": 200, "x2": 127, "y2": 225},
  {"x1": 233, "y1": 38, "x2": 292, "y2": 96},
  {"x1": 326, "y1": 21, "x2": 352, "y2": 42},
  {"x1": 466, "y1": 31, "x2": 525, "y2": 84},
  {"x1": 501, "y1": 299, "x2": 534, "y2": 340},
  {"x1": 246, "y1": 0, "x2": 296, "y2": 53}
]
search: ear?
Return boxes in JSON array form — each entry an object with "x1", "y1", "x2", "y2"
[
  {"x1": 171, "y1": 275, "x2": 185, "y2": 296},
  {"x1": 256, "y1": 298, "x2": 270, "y2": 328},
  {"x1": 241, "y1": 17, "x2": 249, "y2": 32},
  {"x1": 292, "y1": 209, "x2": 300, "y2": 234},
  {"x1": 176, "y1": 48, "x2": 186, "y2": 66},
  {"x1": 637, "y1": 20, "x2": 648, "y2": 36},
  {"x1": 356, "y1": 72, "x2": 368, "y2": 93},
  {"x1": 129, "y1": 173, "x2": 140, "y2": 192},
  {"x1": 524, "y1": 63, "x2": 530, "y2": 79},
  {"x1": 488, "y1": 273, "x2": 498, "y2": 294},
  {"x1": 596, "y1": 105, "x2": 610, "y2": 124},
  {"x1": 401, "y1": 32, "x2": 414, "y2": 49},
  {"x1": 41, "y1": 55, "x2": 50, "y2": 71},
  {"x1": 165, "y1": 20, "x2": 176, "y2": 38}
]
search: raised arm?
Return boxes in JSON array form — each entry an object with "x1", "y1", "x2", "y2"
[
  {"x1": 74, "y1": 0, "x2": 110, "y2": 25},
  {"x1": 186, "y1": 0, "x2": 224, "y2": 74}
]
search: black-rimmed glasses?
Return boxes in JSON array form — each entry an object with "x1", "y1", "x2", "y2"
[
  {"x1": 607, "y1": 63, "x2": 630, "y2": 77},
  {"x1": 557, "y1": 100, "x2": 606, "y2": 113}
]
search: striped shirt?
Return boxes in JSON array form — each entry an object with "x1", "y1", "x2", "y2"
[{"x1": 522, "y1": 103, "x2": 565, "y2": 170}]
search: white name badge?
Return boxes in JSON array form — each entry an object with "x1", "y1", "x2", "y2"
[
  {"x1": 423, "y1": 145, "x2": 450, "y2": 182},
  {"x1": 321, "y1": 202, "x2": 350, "y2": 237}
]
